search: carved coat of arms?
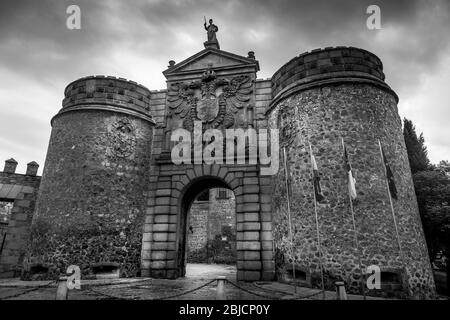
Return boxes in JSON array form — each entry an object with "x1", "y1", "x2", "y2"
[
  {"x1": 108, "y1": 118, "x2": 136, "y2": 158},
  {"x1": 167, "y1": 66, "x2": 253, "y2": 131}
]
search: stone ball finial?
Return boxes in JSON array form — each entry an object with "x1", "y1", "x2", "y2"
[
  {"x1": 168, "y1": 60, "x2": 176, "y2": 68},
  {"x1": 247, "y1": 51, "x2": 255, "y2": 59}
]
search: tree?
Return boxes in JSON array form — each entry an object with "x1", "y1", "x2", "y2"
[
  {"x1": 413, "y1": 170, "x2": 450, "y2": 294},
  {"x1": 437, "y1": 160, "x2": 450, "y2": 177},
  {"x1": 403, "y1": 118, "x2": 430, "y2": 173}
]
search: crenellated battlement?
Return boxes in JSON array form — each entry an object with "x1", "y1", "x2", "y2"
[
  {"x1": 60, "y1": 76, "x2": 154, "y2": 123},
  {"x1": 1, "y1": 158, "x2": 39, "y2": 177},
  {"x1": 0, "y1": 158, "x2": 41, "y2": 278},
  {"x1": 271, "y1": 46, "x2": 387, "y2": 99}
]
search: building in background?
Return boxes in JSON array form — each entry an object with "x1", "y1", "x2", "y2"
[{"x1": 187, "y1": 188, "x2": 236, "y2": 265}]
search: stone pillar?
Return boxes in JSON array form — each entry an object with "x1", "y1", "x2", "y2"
[
  {"x1": 3, "y1": 158, "x2": 18, "y2": 173},
  {"x1": 268, "y1": 47, "x2": 435, "y2": 298},
  {"x1": 27, "y1": 76, "x2": 155, "y2": 279},
  {"x1": 235, "y1": 169, "x2": 263, "y2": 281},
  {"x1": 26, "y1": 161, "x2": 39, "y2": 176}
]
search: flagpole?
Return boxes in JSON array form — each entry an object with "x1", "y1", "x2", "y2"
[
  {"x1": 283, "y1": 146, "x2": 297, "y2": 294},
  {"x1": 308, "y1": 142, "x2": 326, "y2": 299},
  {"x1": 377, "y1": 140, "x2": 405, "y2": 261},
  {"x1": 341, "y1": 138, "x2": 366, "y2": 300}
]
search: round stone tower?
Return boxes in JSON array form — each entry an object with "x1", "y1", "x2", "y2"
[
  {"x1": 27, "y1": 76, "x2": 155, "y2": 278},
  {"x1": 268, "y1": 47, "x2": 435, "y2": 298}
]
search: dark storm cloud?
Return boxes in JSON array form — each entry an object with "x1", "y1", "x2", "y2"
[
  {"x1": 0, "y1": 1, "x2": 116, "y2": 83},
  {"x1": 217, "y1": 0, "x2": 450, "y2": 93},
  {"x1": 0, "y1": 0, "x2": 449, "y2": 172},
  {"x1": 2, "y1": 0, "x2": 448, "y2": 88}
]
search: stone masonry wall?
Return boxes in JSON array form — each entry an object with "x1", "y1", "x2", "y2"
[
  {"x1": 27, "y1": 76, "x2": 154, "y2": 279},
  {"x1": 271, "y1": 46, "x2": 385, "y2": 98},
  {"x1": 267, "y1": 47, "x2": 435, "y2": 298},
  {"x1": 187, "y1": 189, "x2": 236, "y2": 264},
  {"x1": 0, "y1": 162, "x2": 41, "y2": 278},
  {"x1": 187, "y1": 200, "x2": 209, "y2": 262},
  {"x1": 254, "y1": 79, "x2": 272, "y2": 130},
  {"x1": 207, "y1": 189, "x2": 237, "y2": 264},
  {"x1": 269, "y1": 47, "x2": 435, "y2": 298},
  {"x1": 0, "y1": 222, "x2": 7, "y2": 245}
]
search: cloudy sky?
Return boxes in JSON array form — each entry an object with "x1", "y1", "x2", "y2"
[{"x1": 0, "y1": 0, "x2": 449, "y2": 174}]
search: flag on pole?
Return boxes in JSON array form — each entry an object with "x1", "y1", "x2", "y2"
[
  {"x1": 311, "y1": 152, "x2": 325, "y2": 203},
  {"x1": 380, "y1": 143, "x2": 398, "y2": 199},
  {"x1": 343, "y1": 141, "x2": 357, "y2": 200}
]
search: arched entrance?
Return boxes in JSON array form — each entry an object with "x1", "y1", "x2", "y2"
[
  {"x1": 140, "y1": 164, "x2": 275, "y2": 282},
  {"x1": 178, "y1": 177, "x2": 235, "y2": 278}
]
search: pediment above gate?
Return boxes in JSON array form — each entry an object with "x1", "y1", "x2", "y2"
[{"x1": 163, "y1": 48, "x2": 259, "y2": 81}]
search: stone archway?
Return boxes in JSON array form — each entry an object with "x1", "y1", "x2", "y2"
[
  {"x1": 140, "y1": 164, "x2": 275, "y2": 282},
  {"x1": 178, "y1": 176, "x2": 232, "y2": 277}
]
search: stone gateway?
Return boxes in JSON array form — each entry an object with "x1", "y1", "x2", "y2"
[{"x1": 0, "y1": 25, "x2": 436, "y2": 299}]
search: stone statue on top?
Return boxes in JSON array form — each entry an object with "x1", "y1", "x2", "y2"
[{"x1": 204, "y1": 17, "x2": 220, "y2": 50}]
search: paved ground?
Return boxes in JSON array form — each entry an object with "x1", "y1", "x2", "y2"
[
  {"x1": 186, "y1": 263, "x2": 237, "y2": 280},
  {"x1": 0, "y1": 263, "x2": 381, "y2": 300}
]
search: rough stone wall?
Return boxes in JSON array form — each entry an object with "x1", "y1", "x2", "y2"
[
  {"x1": 186, "y1": 200, "x2": 209, "y2": 262},
  {"x1": 0, "y1": 164, "x2": 41, "y2": 277},
  {"x1": 208, "y1": 189, "x2": 236, "y2": 238},
  {"x1": 207, "y1": 189, "x2": 236, "y2": 264},
  {"x1": 187, "y1": 189, "x2": 237, "y2": 264},
  {"x1": 27, "y1": 76, "x2": 154, "y2": 279},
  {"x1": 0, "y1": 222, "x2": 7, "y2": 242},
  {"x1": 267, "y1": 47, "x2": 435, "y2": 299}
]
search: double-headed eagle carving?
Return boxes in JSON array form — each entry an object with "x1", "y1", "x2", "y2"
[{"x1": 167, "y1": 67, "x2": 253, "y2": 131}]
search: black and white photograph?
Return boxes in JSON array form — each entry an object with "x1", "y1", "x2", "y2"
[{"x1": 0, "y1": 0, "x2": 449, "y2": 312}]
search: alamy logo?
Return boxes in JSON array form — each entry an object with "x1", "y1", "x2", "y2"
[
  {"x1": 366, "y1": 5, "x2": 382, "y2": 30},
  {"x1": 170, "y1": 121, "x2": 279, "y2": 175},
  {"x1": 67, "y1": 265, "x2": 81, "y2": 290},
  {"x1": 366, "y1": 265, "x2": 381, "y2": 289},
  {"x1": 66, "y1": 5, "x2": 81, "y2": 30}
]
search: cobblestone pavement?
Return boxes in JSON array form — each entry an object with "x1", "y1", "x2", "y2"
[{"x1": 0, "y1": 264, "x2": 381, "y2": 300}]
